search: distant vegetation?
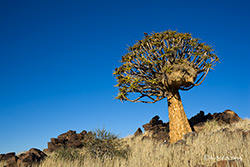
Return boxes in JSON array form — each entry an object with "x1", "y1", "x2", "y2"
[{"x1": 33, "y1": 119, "x2": 250, "y2": 167}]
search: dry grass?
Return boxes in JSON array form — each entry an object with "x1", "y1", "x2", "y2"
[
  {"x1": 0, "y1": 161, "x2": 6, "y2": 167},
  {"x1": 202, "y1": 118, "x2": 250, "y2": 133},
  {"x1": 38, "y1": 119, "x2": 250, "y2": 167},
  {"x1": 1, "y1": 119, "x2": 249, "y2": 167}
]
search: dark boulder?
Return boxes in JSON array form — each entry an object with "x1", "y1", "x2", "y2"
[
  {"x1": 139, "y1": 115, "x2": 169, "y2": 142},
  {"x1": 17, "y1": 148, "x2": 46, "y2": 167},
  {"x1": 189, "y1": 111, "x2": 213, "y2": 130},
  {"x1": 46, "y1": 130, "x2": 93, "y2": 152},
  {"x1": 47, "y1": 141, "x2": 64, "y2": 152},
  {"x1": 58, "y1": 130, "x2": 77, "y2": 140},
  {"x1": 142, "y1": 115, "x2": 166, "y2": 131},
  {"x1": 193, "y1": 122, "x2": 206, "y2": 133},
  {"x1": 189, "y1": 110, "x2": 242, "y2": 133},
  {"x1": 134, "y1": 110, "x2": 243, "y2": 143},
  {"x1": 0, "y1": 154, "x2": 4, "y2": 161},
  {"x1": 80, "y1": 130, "x2": 87, "y2": 135},
  {"x1": 213, "y1": 110, "x2": 242, "y2": 125},
  {"x1": 0, "y1": 152, "x2": 18, "y2": 167},
  {"x1": 134, "y1": 128, "x2": 142, "y2": 137}
]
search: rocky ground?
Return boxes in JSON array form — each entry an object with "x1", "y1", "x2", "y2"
[
  {"x1": 134, "y1": 109, "x2": 243, "y2": 142},
  {"x1": 0, "y1": 109, "x2": 248, "y2": 167}
]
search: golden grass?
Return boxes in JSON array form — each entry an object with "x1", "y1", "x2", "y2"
[
  {"x1": 0, "y1": 161, "x2": 6, "y2": 167},
  {"x1": 38, "y1": 119, "x2": 250, "y2": 167},
  {"x1": 1, "y1": 119, "x2": 249, "y2": 167}
]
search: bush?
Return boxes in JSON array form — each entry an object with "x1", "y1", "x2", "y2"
[
  {"x1": 93, "y1": 128, "x2": 118, "y2": 140},
  {"x1": 86, "y1": 128, "x2": 128, "y2": 160},
  {"x1": 54, "y1": 148, "x2": 84, "y2": 162},
  {"x1": 52, "y1": 128, "x2": 128, "y2": 162}
]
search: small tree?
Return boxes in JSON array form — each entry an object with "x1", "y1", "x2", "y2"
[{"x1": 113, "y1": 30, "x2": 219, "y2": 143}]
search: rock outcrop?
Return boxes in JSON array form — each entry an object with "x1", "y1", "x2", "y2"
[
  {"x1": 17, "y1": 148, "x2": 47, "y2": 167},
  {"x1": 0, "y1": 130, "x2": 95, "y2": 166},
  {"x1": 0, "y1": 148, "x2": 46, "y2": 167},
  {"x1": 0, "y1": 152, "x2": 17, "y2": 167},
  {"x1": 133, "y1": 115, "x2": 170, "y2": 142},
  {"x1": 142, "y1": 115, "x2": 170, "y2": 142},
  {"x1": 189, "y1": 110, "x2": 242, "y2": 133},
  {"x1": 134, "y1": 110, "x2": 242, "y2": 142},
  {"x1": 0, "y1": 130, "x2": 94, "y2": 166},
  {"x1": 134, "y1": 128, "x2": 142, "y2": 137},
  {"x1": 212, "y1": 110, "x2": 242, "y2": 124},
  {"x1": 188, "y1": 110, "x2": 213, "y2": 130},
  {"x1": 46, "y1": 130, "x2": 94, "y2": 152}
]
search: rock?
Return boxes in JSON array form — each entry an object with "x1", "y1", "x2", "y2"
[
  {"x1": 141, "y1": 115, "x2": 169, "y2": 142},
  {"x1": 193, "y1": 122, "x2": 206, "y2": 133},
  {"x1": 149, "y1": 115, "x2": 162, "y2": 125},
  {"x1": 47, "y1": 141, "x2": 64, "y2": 152},
  {"x1": 189, "y1": 110, "x2": 242, "y2": 133},
  {"x1": 17, "y1": 148, "x2": 46, "y2": 167},
  {"x1": 189, "y1": 111, "x2": 213, "y2": 130},
  {"x1": 212, "y1": 110, "x2": 242, "y2": 125},
  {"x1": 142, "y1": 115, "x2": 166, "y2": 131},
  {"x1": 135, "y1": 110, "x2": 242, "y2": 142},
  {"x1": 0, "y1": 154, "x2": 4, "y2": 160},
  {"x1": 1, "y1": 152, "x2": 16, "y2": 161},
  {"x1": 58, "y1": 130, "x2": 77, "y2": 140},
  {"x1": 80, "y1": 130, "x2": 87, "y2": 135},
  {"x1": 134, "y1": 128, "x2": 142, "y2": 137},
  {"x1": 0, "y1": 152, "x2": 18, "y2": 167},
  {"x1": 66, "y1": 140, "x2": 83, "y2": 148},
  {"x1": 211, "y1": 160, "x2": 244, "y2": 167},
  {"x1": 222, "y1": 110, "x2": 242, "y2": 123},
  {"x1": 42, "y1": 149, "x2": 49, "y2": 154},
  {"x1": 47, "y1": 129, "x2": 93, "y2": 152},
  {"x1": 51, "y1": 138, "x2": 64, "y2": 144},
  {"x1": 153, "y1": 130, "x2": 169, "y2": 141}
]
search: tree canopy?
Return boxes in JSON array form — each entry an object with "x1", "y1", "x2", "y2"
[{"x1": 114, "y1": 30, "x2": 219, "y2": 103}]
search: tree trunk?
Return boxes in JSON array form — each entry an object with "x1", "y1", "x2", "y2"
[{"x1": 167, "y1": 89, "x2": 192, "y2": 143}]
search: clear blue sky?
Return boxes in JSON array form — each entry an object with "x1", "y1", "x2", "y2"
[{"x1": 0, "y1": 0, "x2": 249, "y2": 154}]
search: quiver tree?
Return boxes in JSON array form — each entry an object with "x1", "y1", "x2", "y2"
[{"x1": 114, "y1": 30, "x2": 219, "y2": 143}]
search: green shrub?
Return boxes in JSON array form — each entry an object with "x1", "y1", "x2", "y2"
[
  {"x1": 93, "y1": 127, "x2": 118, "y2": 140},
  {"x1": 86, "y1": 128, "x2": 128, "y2": 160},
  {"x1": 51, "y1": 128, "x2": 128, "y2": 163},
  {"x1": 54, "y1": 148, "x2": 84, "y2": 162}
]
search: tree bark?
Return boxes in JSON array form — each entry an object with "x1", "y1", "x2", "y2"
[{"x1": 167, "y1": 89, "x2": 192, "y2": 143}]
